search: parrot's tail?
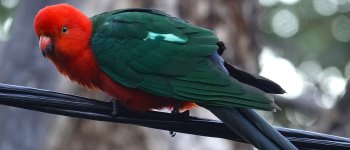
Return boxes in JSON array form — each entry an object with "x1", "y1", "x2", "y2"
[{"x1": 203, "y1": 105, "x2": 298, "y2": 150}]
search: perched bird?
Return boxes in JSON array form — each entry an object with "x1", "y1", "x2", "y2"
[{"x1": 34, "y1": 3, "x2": 297, "y2": 150}]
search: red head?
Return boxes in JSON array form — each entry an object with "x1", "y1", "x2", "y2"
[{"x1": 34, "y1": 3, "x2": 92, "y2": 63}]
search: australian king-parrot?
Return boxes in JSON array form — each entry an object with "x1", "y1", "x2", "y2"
[{"x1": 34, "y1": 3, "x2": 297, "y2": 150}]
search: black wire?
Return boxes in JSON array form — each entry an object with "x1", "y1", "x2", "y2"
[{"x1": 0, "y1": 83, "x2": 349, "y2": 149}]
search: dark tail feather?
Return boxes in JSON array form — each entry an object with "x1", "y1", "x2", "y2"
[
  {"x1": 216, "y1": 41, "x2": 285, "y2": 94},
  {"x1": 223, "y1": 62, "x2": 286, "y2": 94},
  {"x1": 203, "y1": 105, "x2": 297, "y2": 150}
]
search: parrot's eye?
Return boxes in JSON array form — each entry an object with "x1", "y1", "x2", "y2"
[{"x1": 62, "y1": 26, "x2": 68, "y2": 33}]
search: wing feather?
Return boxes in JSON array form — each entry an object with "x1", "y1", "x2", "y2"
[{"x1": 91, "y1": 9, "x2": 277, "y2": 111}]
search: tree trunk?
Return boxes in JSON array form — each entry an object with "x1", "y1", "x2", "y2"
[{"x1": 0, "y1": 1, "x2": 67, "y2": 150}]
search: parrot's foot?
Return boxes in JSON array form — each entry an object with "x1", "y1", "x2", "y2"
[
  {"x1": 168, "y1": 104, "x2": 190, "y2": 137},
  {"x1": 168, "y1": 104, "x2": 181, "y2": 137},
  {"x1": 111, "y1": 100, "x2": 119, "y2": 116},
  {"x1": 168, "y1": 110, "x2": 190, "y2": 137},
  {"x1": 169, "y1": 107, "x2": 178, "y2": 137}
]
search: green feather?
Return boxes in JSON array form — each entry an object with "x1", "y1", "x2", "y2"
[{"x1": 90, "y1": 8, "x2": 277, "y2": 111}]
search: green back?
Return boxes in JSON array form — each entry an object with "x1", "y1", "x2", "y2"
[{"x1": 90, "y1": 9, "x2": 277, "y2": 111}]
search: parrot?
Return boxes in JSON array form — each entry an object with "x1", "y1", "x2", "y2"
[{"x1": 34, "y1": 3, "x2": 297, "y2": 150}]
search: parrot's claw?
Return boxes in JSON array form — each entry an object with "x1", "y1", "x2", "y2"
[
  {"x1": 168, "y1": 104, "x2": 191, "y2": 137},
  {"x1": 169, "y1": 131, "x2": 176, "y2": 137},
  {"x1": 167, "y1": 111, "x2": 189, "y2": 137},
  {"x1": 111, "y1": 100, "x2": 119, "y2": 116},
  {"x1": 168, "y1": 105, "x2": 180, "y2": 137}
]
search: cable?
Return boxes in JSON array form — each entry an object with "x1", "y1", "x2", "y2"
[{"x1": 0, "y1": 83, "x2": 349, "y2": 149}]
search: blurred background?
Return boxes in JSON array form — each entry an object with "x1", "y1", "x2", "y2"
[{"x1": 0, "y1": 0, "x2": 349, "y2": 149}]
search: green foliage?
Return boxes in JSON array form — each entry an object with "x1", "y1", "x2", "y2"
[{"x1": 261, "y1": 0, "x2": 350, "y2": 70}]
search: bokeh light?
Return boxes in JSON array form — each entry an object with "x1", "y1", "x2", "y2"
[
  {"x1": 0, "y1": 17, "x2": 12, "y2": 41},
  {"x1": 259, "y1": 0, "x2": 279, "y2": 7},
  {"x1": 259, "y1": 0, "x2": 300, "y2": 7},
  {"x1": 319, "y1": 67, "x2": 346, "y2": 96},
  {"x1": 271, "y1": 9, "x2": 299, "y2": 38},
  {"x1": 285, "y1": 109, "x2": 317, "y2": 126},
  {"x1": 337, "y1": 0, "x2": 350, "y2": 13},
  {"x1": 279, "y1": 0, "x2": 300, "y2": 5},
  {"x1": 1, "y1": 0, "x2": 19, "y2": 9},
  {"x1": 259, "y1": 47, "x2": 304, "y2": 99},
  {"x1": 331, "y1": 15, "x2": 350, "y2": 42},
  {"x1": 317, "y1": 67, "x2": 346, "y2": 109},
  {"x1": 313, "y1": 0, "x2": 338, "y2": 16},
  {"x1": 299, "y1": 60, "x2": 323, "y2": 83},
  {"x1": 345, "y1": 61, "x2": 350, "y2": 79}
]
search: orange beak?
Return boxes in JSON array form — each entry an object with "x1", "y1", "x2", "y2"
[{"x1": 39, "y1": 36, "x2": 53, "y2": 57}]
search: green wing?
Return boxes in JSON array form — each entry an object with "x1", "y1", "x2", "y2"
[{"x1": 90, "y1": 9, "x2": 277, "y2": 111}]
